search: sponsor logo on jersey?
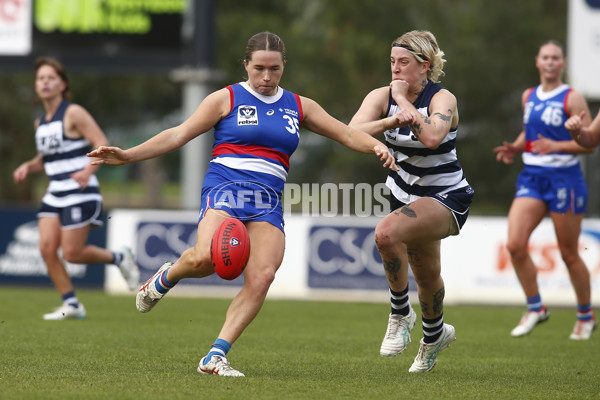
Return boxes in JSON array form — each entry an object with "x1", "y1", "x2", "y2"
[
  {"x1": 238, "y1": 105, "x2": 258, "y2": 125},
  {"x1": 283, "y1": 108, "x2": 298, "y2": 117}
]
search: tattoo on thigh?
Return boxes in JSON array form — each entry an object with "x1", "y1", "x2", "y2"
[
  {"x1": 393, "y1": 205, "x2": 417, "y2": 218},
  {"x1": 382, "y1": 257, "x2": 401, "y2": 282}
]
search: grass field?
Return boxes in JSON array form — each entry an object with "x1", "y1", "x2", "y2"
[{"x1": 0, "y1": 287, "x2": 598, "y2": 400}]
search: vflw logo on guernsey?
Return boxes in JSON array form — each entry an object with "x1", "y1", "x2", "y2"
[{"x1": 237, "y1": 105, "x2": 258, "y2": 125}]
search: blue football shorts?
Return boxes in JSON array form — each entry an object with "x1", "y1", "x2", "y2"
[
  {"x1": 515, "y1": 169, "x2": 587, "y2": 214},
  {"x1": 199, "y1": 180, "x2": 285, "y2": 233}
]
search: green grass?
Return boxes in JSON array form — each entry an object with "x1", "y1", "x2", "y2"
[{"x1": 0, "y1": 287, "x2": 598, "y2": 400}]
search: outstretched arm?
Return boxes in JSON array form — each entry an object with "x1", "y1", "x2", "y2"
[
  {"x1": 65, "y1": 104, "x2": 108, "y2": 188},
  {"x1": 300, "y1": 96, "x2": 398, "y2": 171},
  {"x1": 88, "y1": 88, "x2": 230, "y2": 165}
]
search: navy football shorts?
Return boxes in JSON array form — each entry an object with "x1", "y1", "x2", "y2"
[
  {"x1": 38, "y1": 200, "x2": 104, "y2": 230},
  {"x1": 390, "y1": 185, "x2": 474, "y2": 235}
]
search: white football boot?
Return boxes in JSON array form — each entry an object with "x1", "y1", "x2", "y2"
[
  {"x1": 510, "y1": 308, "x2": 550, "y2": 337},
  {"x1": 569, "y1": 317, "x2": 597, "y2": 340},
  {"x1": 380, "y1": 306, "x2": 417, "y2": 357},
  {"x1": 43, "y1": 303, "x2": 87, "y2": 320},
  {"x1": 198, "y1": 355, "x2": 245, "y2": 377},
  {"x1": 118, "y1": 246, "x2": 140, "y2": 291},
  {"x1": 136, "y1": 262, "x2": 172, "y2": 313},
  {"x1": 409, "y1": 324, "x2": 456, "y2": 373}
]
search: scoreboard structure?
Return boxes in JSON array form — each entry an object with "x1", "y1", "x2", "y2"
[{"x1": 0, "y1": 0, "x2": 214, "y2": 72}]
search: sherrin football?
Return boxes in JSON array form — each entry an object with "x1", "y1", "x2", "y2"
[{"x1": 210, "y1": 217, "x2": 250, "y2": 280}]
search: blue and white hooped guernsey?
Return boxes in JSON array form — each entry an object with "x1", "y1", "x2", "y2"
[
  {"x1": 384, "y1": 81, "x2": 469, "y2": 204},
  {"x1": 522, "y1": 84, "x2": 580, "y2": 173},
  {"x1": 35, "y1": 100, "x2": 102, "y2": 208}
]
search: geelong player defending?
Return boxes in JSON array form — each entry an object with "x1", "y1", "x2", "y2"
[
  {"x1": 494, "y1": 40, "x2": 596, "y2": 340},
  {"x1": 350, "y1": 30, "x2": 474, "y2": 372},
  {"x1": 88, "y1": 32, "x2": 397, "y2": 377}
]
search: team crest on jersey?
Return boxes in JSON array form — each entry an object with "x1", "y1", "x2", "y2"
[{"x1": 238, "y1": 105, "x2": 258, "y2": 125}]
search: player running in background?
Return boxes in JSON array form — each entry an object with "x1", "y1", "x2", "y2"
[
  {"x1": 494, "y1": 40, "x2": 597, "y2": 340},
  {"x1": 13, "y1": 57, "x2": 139, "y2": 320},
  {"x1": 88, "y1": 31, "x2": 397, "y2": 377},
  {"x1": 349, "y1": 30, "x2": 474, "y2": 372}
]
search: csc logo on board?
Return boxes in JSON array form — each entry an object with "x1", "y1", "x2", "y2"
[{"x1": 307, "y1": 225, "x2": 416, "y2": 290}]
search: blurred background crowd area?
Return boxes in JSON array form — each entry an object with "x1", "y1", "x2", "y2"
[{"x1": 1, "y1": 0, "x2": 599, "y2": 215}]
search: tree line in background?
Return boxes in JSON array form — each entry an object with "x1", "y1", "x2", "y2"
[{"x1": 4, "y1": 0, "x2": 594, "y2": 216}]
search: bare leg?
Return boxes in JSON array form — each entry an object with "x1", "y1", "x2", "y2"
[
  {"x1": 375, "y1": 198, "x2": 454, "y2": 319},
  {"x1": 39, "y1": 217, "x2": 72, "y2": 295},
  {"x1": 408, "y1": 241, "x2": 443, "y2": 319},
  {"x1": 61, "y1": 225, "x2": 116, "y2": 265},
  {"x1": 551, "y1": 211, "x2": 591, "y2": 305},
  {"x1": 505, "y1": 197, "x2": 548, "y2": 298},
  {"x1": 165, "y1": 209, "x2": 231, "y2": 282},
  {"x1": 217, "y1": 221, "x2": 285, "y2": 344}
]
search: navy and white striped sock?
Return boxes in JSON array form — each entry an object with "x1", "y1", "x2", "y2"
[
  {"x1": 390, "y1": 286, "x2": 410, "y2": 317},
  {"x1": 62, "y1": 291, "x2": 79, "y2": 308},
  {"x1": 422, "y1": 314, "x2": 444, "y2": 344},
  {"x1": 112, "y1": 252, "x2": 123, "y2": 266}
]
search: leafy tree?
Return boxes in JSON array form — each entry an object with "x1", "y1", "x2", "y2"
[{"x1": 1, "y1": 0, "x2": 583, "y2": 215}]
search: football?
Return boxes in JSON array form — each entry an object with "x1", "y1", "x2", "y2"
[{"x1": 210, "y1": 217, "x2": 250, "y2": 280}]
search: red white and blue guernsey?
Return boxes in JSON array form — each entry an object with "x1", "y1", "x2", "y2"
[
  {"x1": 522, "y1": 84, "x2": 580, "y2": 171},
  {"x1": 200, "y1": 82, "x2": 303, "y2": 232},
  {"x1": 517, "y1": 84, "x2": 587, "y2": 213}
]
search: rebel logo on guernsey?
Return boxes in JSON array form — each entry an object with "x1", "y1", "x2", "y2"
[{"x1": 238, "y1": 105, "x2": 258, "y2": 125}]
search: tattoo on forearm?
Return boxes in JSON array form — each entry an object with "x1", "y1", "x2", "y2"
[{"x1": 410, "y1": 122, "x2": 422, "y2": 139}]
